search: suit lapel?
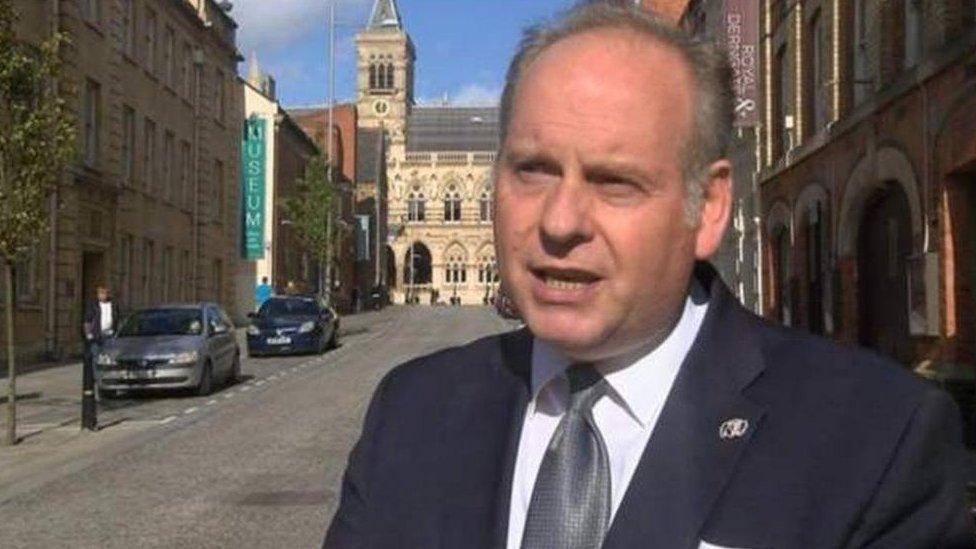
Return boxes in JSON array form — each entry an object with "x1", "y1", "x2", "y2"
[
  {"x1": 603, "y1": 266, "x2": 768, "y2": 549},
  {"x1": 437, "y1": 328, "x2": 533, "y2": 549}
]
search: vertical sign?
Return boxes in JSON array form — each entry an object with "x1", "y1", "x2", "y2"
[
  {"x1": 355, "y1": 215, "x2": 371, "y2": 262},
  {"x1": 724, "y1": 0, "x2": 760, "y2": 127},
  {"x1": 241, "y1": 118, "x2": 266, "y2": 259}
]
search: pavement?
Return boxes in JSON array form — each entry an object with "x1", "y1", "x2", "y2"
[{"x1": 0, "y1": 305, "x2": 517, "y2": 548}]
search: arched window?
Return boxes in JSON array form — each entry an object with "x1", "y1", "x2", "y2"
[
  {"x1": 479, "y1": 190, "x2": 492, "y2": 222},
  {"x1": 376, "y1": 64, "x2": 386, "y2": 91},
  {"x1": 444, "y1": 250, "x2": 467, "y2": 284},
  {"x1": 853, "y1": 0, "x2": 870, "y2": 105},
  {"x1": 443, "y1": 185, "x2": 462, "y2": 222},
  {"x1": 477, "y1": 255, "x2": 498, "y2": 284},
  {"x1": 386, "y1": 62, "x2": 395, "y2": 89},
  {"x1": 369, "y1": 64, "x2": 377, "y2": 90},
  {"x1": 408, "y1": 192, "x2": 426, "y2": 222}
]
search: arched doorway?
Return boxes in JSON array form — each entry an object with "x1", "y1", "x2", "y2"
[
  {"x1": 797, "y1": 194, "x2": 829, "y2": 335},
  {"x1": 403, "y1": 242, "x2": 432, "y2": 285},
  {"x1": 771, "y1": 226, "x2": 793, "y2": 326},
  {"x1": 857, "y1": 182, "x2": 912, "y2": 364}
]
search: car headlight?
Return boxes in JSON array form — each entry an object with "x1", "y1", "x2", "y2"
[
  {"x1": 96, "y1": 353, "x2": 116, "y2": 366},
  {"x1": 299, "y1": 321, "x2": 315, "y2": 334},
  {"x1": 169, "y1": 351, "x2": 199, "y2": 364},
  {"x1": 246, "y1": 325, "x2": 261, "y2": 336}
]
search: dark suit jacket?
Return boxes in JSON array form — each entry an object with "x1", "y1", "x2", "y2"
[
  {"x1": 82, "y1": 299, "x2": 121, "y2": 343},
  {"x1": 325, "y1": 265, "x2": 974, "y2": 548}
]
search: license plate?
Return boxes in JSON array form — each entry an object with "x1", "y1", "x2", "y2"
[
  {"x1": 267, "y1": 336, "x2": 291, "y2": 345},
  {"x1": 124, "y1": 369, "x2": 155, "y2": 379}
]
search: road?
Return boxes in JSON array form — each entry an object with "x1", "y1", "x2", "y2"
[{"x1": 0, "y1": 306, "x2": 516, "y2": 548}]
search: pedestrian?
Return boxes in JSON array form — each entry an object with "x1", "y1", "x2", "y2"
[
  {"x1": 82, "y1": 285, "x2": 120, "y2": 414},
  {"x1": 326, "y1": 5, "x2": 972, "y2": 545},
  {"x1": 255, "y1": 276, "x2": 273, "y2": 310}
]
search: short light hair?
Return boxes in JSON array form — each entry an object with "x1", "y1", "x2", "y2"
[{"x1": 498, "y1": 2, "x2": 735, "y2": 224}]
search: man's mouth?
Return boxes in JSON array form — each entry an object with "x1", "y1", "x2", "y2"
[{"x1": 532, "y1": 268, "x2": 601, "y2": 291}]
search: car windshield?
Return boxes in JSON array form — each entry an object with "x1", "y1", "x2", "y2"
[
  {"x1": 117, "y1": 309, "x2": 203, "y2": 337},
  {"x1": 258, "y1": 298, "x2": 319, "y2": 317}
]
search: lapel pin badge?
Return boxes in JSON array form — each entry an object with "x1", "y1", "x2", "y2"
[{"x1": 719, "y1": 418, "x2": 749, "y2": 440}]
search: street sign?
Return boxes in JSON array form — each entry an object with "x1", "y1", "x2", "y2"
[{"x1": 723, "y1": 0, "x2": 760, "y2": 127}]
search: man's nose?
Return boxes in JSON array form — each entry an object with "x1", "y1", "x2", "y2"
[{"x1": 539, "y1": 174, "x2": 591, "y2": 256}]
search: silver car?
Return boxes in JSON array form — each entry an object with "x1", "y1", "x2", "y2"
[{"x1": 96, "y1": 303, "x2": 241, "y2": 397}]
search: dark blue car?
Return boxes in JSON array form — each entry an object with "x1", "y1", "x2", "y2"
[{"x1": 246, "y1": 296, "x2": 339, "y2": 357}]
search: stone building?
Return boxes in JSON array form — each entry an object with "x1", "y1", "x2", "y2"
[
  {"x1": 756, "y1": 0, "x2": 976, "y2": 380},
  {"x1": 233, "y1": 57, "x2": 321, "y2": 321},
  {"x1": 357, "y1": 0, "x2": 500, "y2": 305},
  {"x1": 3, "y1": 0, "x2": 242, "y2": 362}
]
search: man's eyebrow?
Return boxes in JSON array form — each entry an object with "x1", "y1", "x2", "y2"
[{"x1": 581, "y1": 159, "x2": 659, "y2": 185}]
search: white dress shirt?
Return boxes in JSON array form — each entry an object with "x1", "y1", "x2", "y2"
[
  {"x1": 99, "y1": 301, "x2": 113, "y2": 333},
  {"x1": 506, "y1": 292, "x2": 709, "y2": 549}
]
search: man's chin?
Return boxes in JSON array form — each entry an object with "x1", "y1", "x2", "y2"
[{"x1": 523, "y1": 311, "x2": 611, "y2": 359}]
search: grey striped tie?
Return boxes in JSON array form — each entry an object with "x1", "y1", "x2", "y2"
[{"x1": 521, "y1": 364, "x2": 611, "y2": 549}]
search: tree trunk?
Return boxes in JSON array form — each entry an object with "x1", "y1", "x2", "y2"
[{"x1": 4, "y1": 261, "x2": 17, "y2": 446}]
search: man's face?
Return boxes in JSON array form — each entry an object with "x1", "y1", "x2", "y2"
[
  {"x1": 97, "y1": 288, "x2": 110, "y2": 302},
  {"x1": 494, "y1": 30, "x2": 723, "y2": 361}
]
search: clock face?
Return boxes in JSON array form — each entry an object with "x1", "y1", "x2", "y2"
[{"x1": 373, "y1": 100, "x2": 390, "y2": 116}]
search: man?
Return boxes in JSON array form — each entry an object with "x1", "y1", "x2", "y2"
[
  {"x1": 82, "y1": 285, "x2": 120, "y2": 351},
  {"x1": 325, "y1": 5, "x2": 972, "y2": 548},
  {"x1": 255, "y1": 276, "x2": 273, "y2": 310}
]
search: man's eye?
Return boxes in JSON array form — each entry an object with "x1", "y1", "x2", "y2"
[{"x1": 516, "y1": 163, "x2": 558, "y2": 181}]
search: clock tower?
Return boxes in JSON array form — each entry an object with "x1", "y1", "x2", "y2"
[{"x1": 356, "y1": 0, "x2": 414, "y2": 152}]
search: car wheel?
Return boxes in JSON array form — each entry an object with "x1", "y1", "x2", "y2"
[
  {"x1": 196, "y1": 361, "x2": 214, "y2": 397},
  {"x1": 328, "y1": 329, "x2": 338, "y2": 350},
  {"x1": 230, "y1": 352, "x2": 241, "y2": 384}
]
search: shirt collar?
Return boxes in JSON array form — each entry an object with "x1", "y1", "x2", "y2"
[{"x1": 528, "y1": 282, "x2": 710, "y2": 427}]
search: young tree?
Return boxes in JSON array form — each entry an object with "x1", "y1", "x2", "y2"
[
  {"x1": 0, "y1": 0, "x2": 76, "y2": 445},
  {"x1": 283, "y1": 155, "x2": 341, "y2": 302}
]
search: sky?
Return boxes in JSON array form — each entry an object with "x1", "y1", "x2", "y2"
[{"x1": 232, "y1": 0, "x2": 574, "y2": 108}]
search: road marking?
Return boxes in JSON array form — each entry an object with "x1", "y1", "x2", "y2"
[
  {"x1": 206, "y1": 399, "x2": 218, "y2": 406},
  {"x1": 241, "y1": 386, "x2": 252, "y2": 392},
  {"x1": 183, "y1": 407, "x2": 198, "y2": 415},
  {"x1": 160, "y1": 416, "x2": 177, "y2": 424},
  {"x1": 223, "y1": 393, "x2": 235, "y2": 399},
  {"x1": 255, "y1": 380, "x2": 265, "y2": 386}
]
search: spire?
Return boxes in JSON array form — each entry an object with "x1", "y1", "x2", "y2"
[
  {"x1": 247, "y1": 51, "x2": 262, "y2": 86},
  {"x1": 368, "y1": 0, "x2": 402, "y2": 29}
]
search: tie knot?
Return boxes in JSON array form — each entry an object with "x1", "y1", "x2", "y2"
[{"x1": 566, "y1": 363, "x2": 607, "y2": 411}]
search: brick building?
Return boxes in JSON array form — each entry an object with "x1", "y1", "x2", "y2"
[
  {"x1": 3, "y1": 0, "x2": 243, "y2": 362},
  {"x1": 756, "y1": 0, "x2": 976, "y2": 378},
  {"x1": 290, "y1": 104, "x2": 361, "y2": 312}
]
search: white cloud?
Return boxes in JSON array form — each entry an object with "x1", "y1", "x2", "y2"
[
  {"x1": 233, "y1": 0, "x2": 372, "y2": 54},
  {"x1": 422, "y1": 83, "x2": 502, "y2": 107}
]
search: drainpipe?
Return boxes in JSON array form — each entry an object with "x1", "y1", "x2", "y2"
[{"x1": 45, "y1": 0, "x2": 61, "y2": 358}]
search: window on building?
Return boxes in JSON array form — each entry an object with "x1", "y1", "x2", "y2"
[
  {"x1": 212, "y1": 259, "x2": 223, "y2": 303},
  {"x1": 904, "y1": 0, "x2": 922, "y2": 68},
  {"x1": 14, "y1": 251, "x2": 37, "y2": 303},
  {"x1": 83, "y1": 79, "x2": 101, "y2": 167},
  {"x1": 477, "y1": 255, "x2": 498, "y2": 284},
  {"x1": 118, "y1": 233, "x2": 134, "y2": 305},
  {"x1": 369, "y1": 64, "x2": 377, "y2": 89},
  {"x1": 161, "y1": 246, "x2": 174, "y2": 301},
  {"x1": 853, "y1": 0, "x2": 870, "y2": 105},
  {"x1": 81, "y1": 0, "x2": 100, "y2": 25},
  {"x1": 163, "y1": 25, "x2": 175, "y2": 88},
  {"x1": 144, "y1": 8, "x2": 157, "y2": 74},
  {"x1": 385, "y1": 62, "x2": 395, "y2": 89},
  {"x1": 142, "y1": 238, "x2": 155, "y2": 305},
  {"x1": 213, "y1": 159, "x2": 225, "y2": 222},
  {"x1": 121, "y1": 105, "x2": 135, "y2": 186},
  {"x1": 194, "y1": 64, "x2": 205, "y2": 109},
  {"x1": 443, "y1": 185, "x2": 462, "y2": 222},
  {"x1": 121, "y1": 0, "x2": 135, "y2": 56},
  {"x1": 445, "y1": 252, "x2": 467, "y2": 284},
  {"x1": 810, "y1": 9, "x2": 831, "y2": 132},
  {"x1": 181, "y1": 42, "x2": 193, "y2": 99},
  {"x1": 179, "y1": 249, "x2": 191, "y2": 300},
  {"x1": 408, "y1": 192, "x2": 426, "y2": 222},
  {"x1": 215, "y1": 69, "x2": 226, "y2": 123},
  {"x1": 163, "y1": 130, "x2": 175, "y2": 202},
  {"x1": 144, "y1": 118, "x2": 156, "y2": 193},
  {"x1": 180, "y1": 140, "x2": 191, "y2": 209},
  {"x1": 776, "y1": 45, "x2": 793, "y2": 157},
  {"x1": 479, "y1": 190, "x2": 492, "y2": 222}
]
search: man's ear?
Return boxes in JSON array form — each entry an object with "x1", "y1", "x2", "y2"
[{"x1": 694, "y1": 159, "x2": 733, "y2": 260}]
